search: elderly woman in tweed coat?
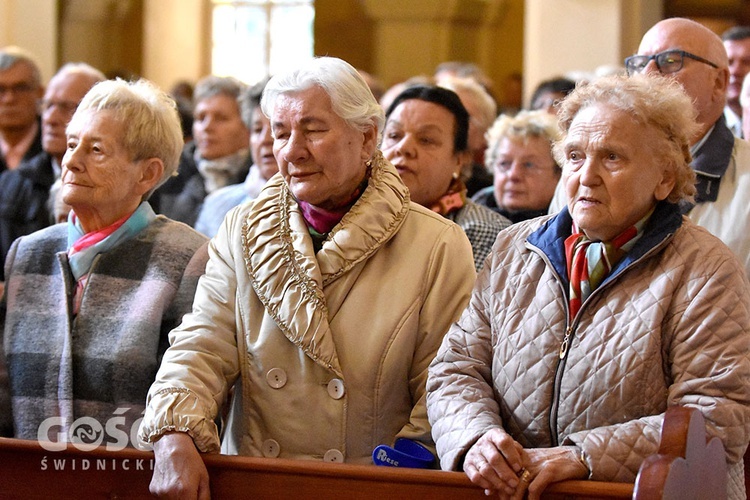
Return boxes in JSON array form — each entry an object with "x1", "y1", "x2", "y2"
[{"x1": 0, "y1": 79, "x2": 208, "y2": 446}]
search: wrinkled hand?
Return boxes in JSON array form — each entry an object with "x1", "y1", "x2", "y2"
[
  {"x1": 150, "y1": 431, "x2": 211, "y2": 500},
  {"x1": 463, "y1": 428, "x2": 527, "y2": 497},
  {"x1": 522, "y1": 446, "x2": 589, "y2": 500}
]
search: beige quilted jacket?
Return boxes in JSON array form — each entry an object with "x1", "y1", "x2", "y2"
[
  {"x1": 140, "y1": 153, "x2": 476, "y2": 463},
  {"x1": 427, "y1": 203, "x2": 750, "y2": 499}
]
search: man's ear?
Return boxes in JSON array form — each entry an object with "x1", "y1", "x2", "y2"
[{"x1": 715, "y1": 67, "x2": 729, "y2": 101}]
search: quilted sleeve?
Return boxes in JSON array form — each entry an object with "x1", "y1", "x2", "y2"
[
  {"x1": 426, "y1": 263, "x2": 505, "y2": 470},
  {"x1": 565, "y1": 242, "x2": 750, "y2": 480},
  {"x1": 396, "y1": 222, "x2": 476, "y2": 452}
]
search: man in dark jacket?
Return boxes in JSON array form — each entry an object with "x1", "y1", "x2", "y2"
[{"x1": 0, "y1": 61, "x2": 105, "y2": 280}]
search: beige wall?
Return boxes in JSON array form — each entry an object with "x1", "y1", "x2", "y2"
[
  {"x1": 0, "y1": 0, "x2": 57, "y2": 83},
  {"x1": 0, "y1": 0, "x2": 702, "y2": 108},
  {"x1": 523, "y1": 0, "x2": 663, "y2": 104},
  {"x1": 142, "y1": 0, "x2": 208, "y2": 91}
]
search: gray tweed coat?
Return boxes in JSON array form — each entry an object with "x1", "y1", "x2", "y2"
[{"x1": 0, "y1": 215, "x2": 208, "y2": 445}]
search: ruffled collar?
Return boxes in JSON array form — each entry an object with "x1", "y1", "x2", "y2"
[{"x1": 240, "y1": 151, "x2": 409, "y2": 372}]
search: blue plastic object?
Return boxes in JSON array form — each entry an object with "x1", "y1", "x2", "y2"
[{"x1": 372, "y1": 438, "x2": 435, "y2": 468}]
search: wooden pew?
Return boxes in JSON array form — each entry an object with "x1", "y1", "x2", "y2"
[
  {"x1": 633, "y1": 406, "x2": 727, "y2": 499},
  {"x1": 0, "y1": 406, "x2": 723, "y2": 499}
]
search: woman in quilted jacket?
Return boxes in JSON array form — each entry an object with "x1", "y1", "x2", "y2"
[{"x1": 427, "y1": 74, "x2": 750, "y2": 500}]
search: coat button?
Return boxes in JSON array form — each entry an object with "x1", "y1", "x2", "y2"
[
  {"x1": 327, "y1": 378, "x2": 345, "y2": 399},
  {"x1": 323, "y1": 449, "x2": 344, "y2": 463},
  {"x1": 266, "y1": 368, "x2": 287, "y2": 389},
  {"x1": 262, "y1": 439, "x2": 280, "y2": 458}
]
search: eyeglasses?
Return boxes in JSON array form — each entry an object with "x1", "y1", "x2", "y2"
[
  {"x1": 0, "y1": 82, "x2": 38, "y2": 96},
  {"x1": 625, "y1": 50, "x2": 719, "y2": 76},
  {"x1": 40, "y1": 99, "x2": 80, "y2": 115}
]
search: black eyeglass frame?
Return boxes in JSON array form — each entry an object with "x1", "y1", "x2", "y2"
[{"x1": 624, "y1": 49, "x2": 719, "y2": 76}]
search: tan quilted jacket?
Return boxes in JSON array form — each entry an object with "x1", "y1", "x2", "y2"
[{"x1": 427, "y1": 204, "x2": 750, "y2": 499}]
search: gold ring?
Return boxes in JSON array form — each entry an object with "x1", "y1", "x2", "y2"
[{"x1": 519, "y1": 469, "x2": 532, "y2": 483}]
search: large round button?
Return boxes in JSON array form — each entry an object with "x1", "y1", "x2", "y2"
[
  {"x1": 323, "y1": 449, "x2": 344, "y2": 463},
  {"x1": 262, "y1": 439, "x2": 280, "y2": 458},
  {"x1": 327, "y1": 378, "x2": 345, "y2": 399},
  {"x1": 266, "y1": 368, "x2": 287, "y2": 389}
]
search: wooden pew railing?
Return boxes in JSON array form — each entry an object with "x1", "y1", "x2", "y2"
[{"x1": 0, "y1": 407, "x2": 723, "y2": 499}]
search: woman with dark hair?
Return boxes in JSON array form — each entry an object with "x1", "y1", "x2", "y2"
[{"x1": 382, "y1": 85, "x2": 510, "y2": 271}]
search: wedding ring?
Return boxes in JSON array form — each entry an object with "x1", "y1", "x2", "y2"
[{"x1": 518, "y1": 468, "x2": 532, "y2": 483}]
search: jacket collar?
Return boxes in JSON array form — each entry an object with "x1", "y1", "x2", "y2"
[
  {"x1": 528, "y1": 202, "x2": 683, "y2": 289},
  {"x1": 690, "y1": 114, "x2": 734, "y2": 205},
  {"x1": 241, "y1": 151, "x2": 409, "y2": 374}
]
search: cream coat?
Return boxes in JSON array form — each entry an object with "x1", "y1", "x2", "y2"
[
  {"x1": 140, "y1": 154, "x2": 476, "y2": 464},
  {"x1": 427, "y1": 205, "x2": 750, "y2": 499}
]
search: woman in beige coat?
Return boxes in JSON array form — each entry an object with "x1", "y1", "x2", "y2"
[
  {"x1": 140, "y1": 57, "x2": 476, "y2": 498},
  {"x1": 427, "y1": 75, "x2": 750, "y2": 500}
]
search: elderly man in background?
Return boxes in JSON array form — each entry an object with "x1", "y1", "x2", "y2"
[
  {"x1": 629, "y1": 18, "x2": 750, "y2": 277},
  {"x1": 0, "y1": 47, "x2": 43, "y2": 174},
  {"x1": 0, "y1": 63, "x2": 105, "y2": 282},
  {"x1": 722, "y1": 25, "x2": 750, "y2": 137}
]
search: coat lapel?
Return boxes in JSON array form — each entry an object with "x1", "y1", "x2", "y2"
[{"x1": 242, "y1": 176, "x2": 343, "y2": 375}]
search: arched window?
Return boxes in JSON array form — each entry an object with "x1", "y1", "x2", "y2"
[{"x1": 211, "y1": 0, "x2": 314, "y2": 84}]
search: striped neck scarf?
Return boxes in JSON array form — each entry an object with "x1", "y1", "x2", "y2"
[
  {"x1": 67, "y1": 202, "x2": 155, "y2": 314},
  {"x1": 564, "y1": 209, "x2": 652, "y2": 321}
]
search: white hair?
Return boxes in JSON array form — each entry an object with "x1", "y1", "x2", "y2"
[{"x1": 260, "y1": 56, "x2": 385, "y2": 142}]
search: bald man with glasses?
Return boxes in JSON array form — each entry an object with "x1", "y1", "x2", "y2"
[{"x1": 625, "y1": 17, "x2": 750, "y2": 281}]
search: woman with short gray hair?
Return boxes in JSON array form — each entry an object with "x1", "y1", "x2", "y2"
[
  {"x1": 0, "y1": 79, "x2": 209, "y2": 444},
  {"x1": 152, "y1": 75, "x2": 251, "y2": 227}
]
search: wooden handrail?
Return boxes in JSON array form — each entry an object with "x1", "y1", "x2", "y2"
[
  {"x1": 0, "y1": 406, "x2": 724, "y2": 499},
  {"x1": 0, "y1": 437, "x2": 632, "y2": 499}
]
